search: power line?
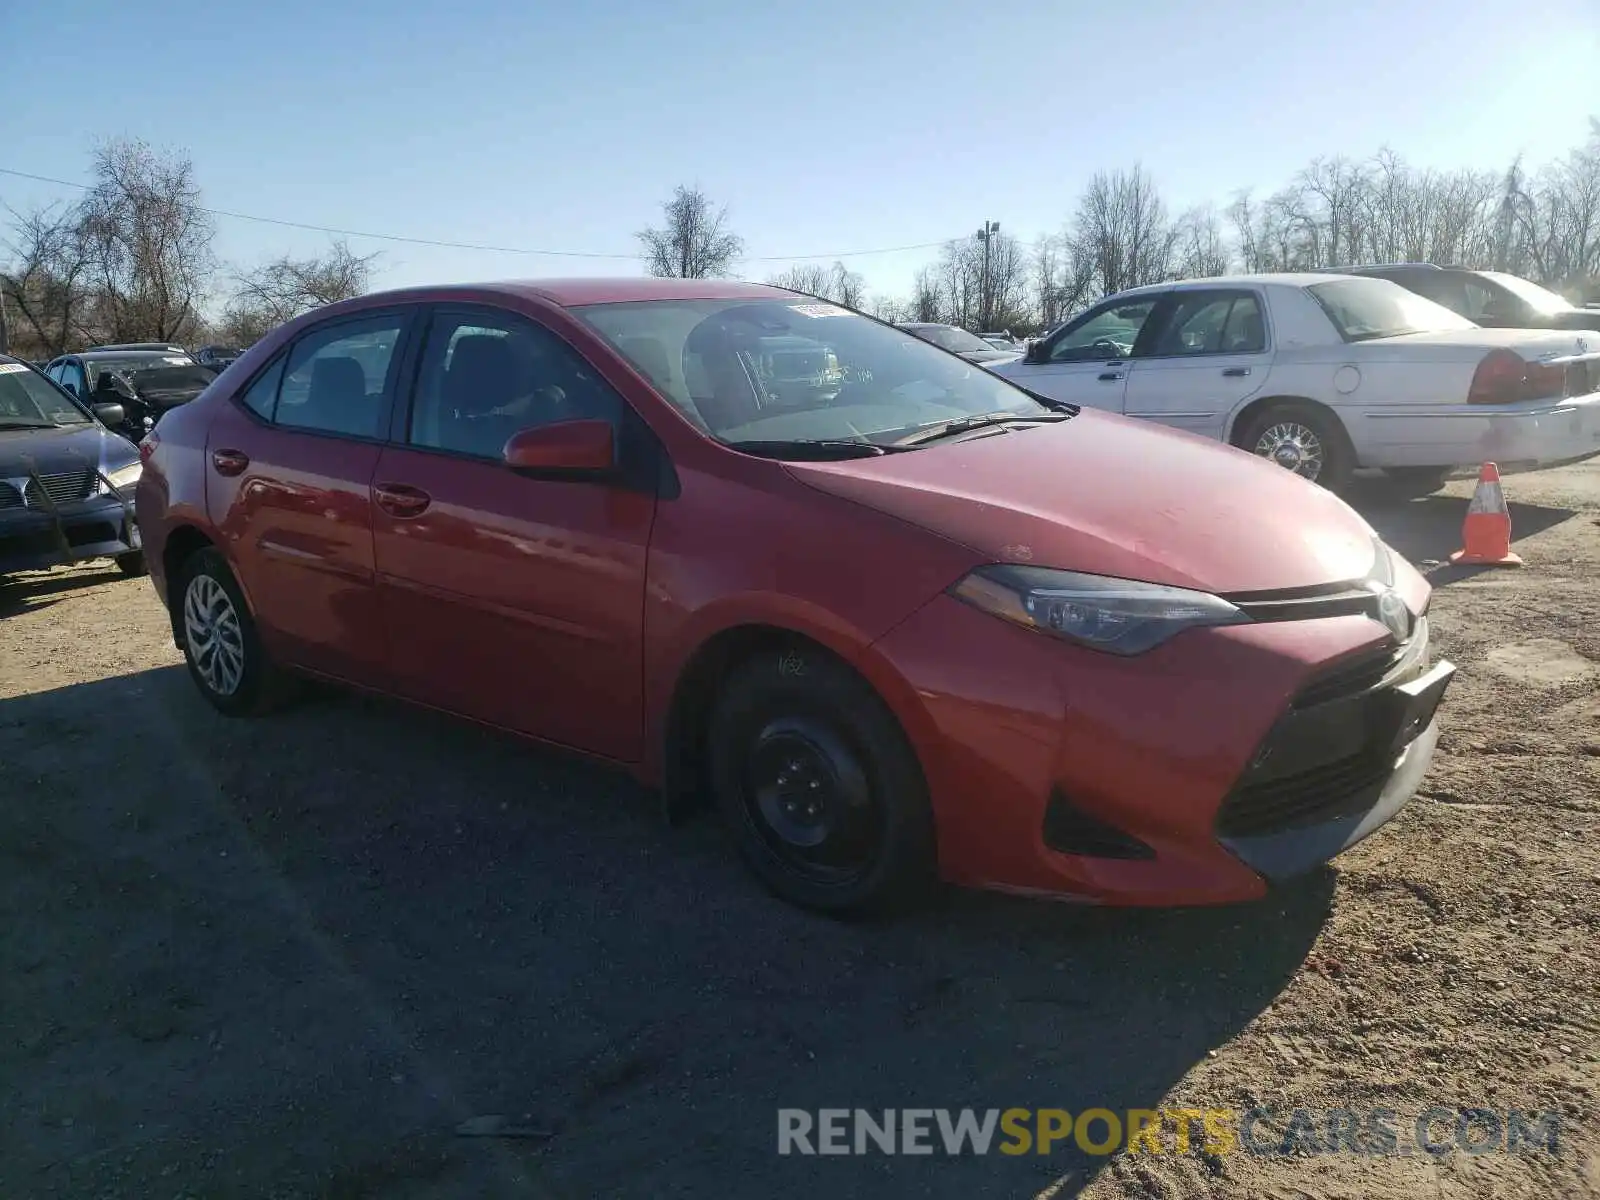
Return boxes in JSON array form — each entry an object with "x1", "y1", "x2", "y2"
[{"x1": 0, "y1": 166, "x2": 951, "y2": 263}]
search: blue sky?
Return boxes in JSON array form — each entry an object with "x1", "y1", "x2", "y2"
[{"x1": 2, "y1": 0, "x2": 1596, "y2": 308}]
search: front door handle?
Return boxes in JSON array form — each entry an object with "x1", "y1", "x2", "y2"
[
  {"x1": 373, "y1": 482, "x2": 432, "y2": 519},
  {"x1": 1221, "y1": 367, "x2": 1251, "y2": 377},
  {"x1": 1097, "y1": 371, "x2": 1125, "y2": 382},
  {"x1": 211, "y1": 448, "x2": 249, "y2": 476}
]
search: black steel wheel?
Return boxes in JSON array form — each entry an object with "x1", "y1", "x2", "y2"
[{"x1": 708, "y1": 649, "x2": 935, "y2": 914}]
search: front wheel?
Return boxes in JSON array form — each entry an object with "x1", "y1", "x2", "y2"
[
  {"x1": 177, "y1": 548, "x2": 291, "y2": 716},
  {"x1": 1235, "y1": 402, "x2": 1353, "y2": 491},
  {"x1": 114, "y1": 551, "x2": 147, "y2": 577},
  {"x1": 707, "y1": 650, "x2": 936, "y2": 915}
]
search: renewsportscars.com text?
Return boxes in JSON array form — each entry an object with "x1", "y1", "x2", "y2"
[{"x1": 776, "y1": 1107, "x2": 1561, "y2": 1158}]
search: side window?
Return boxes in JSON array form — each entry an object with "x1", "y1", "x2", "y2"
[
  {"x1": 407, "y1": 309, "x2": 623, "y2": 459},
  {"x1": 1149, "y1": 293, "x2": 1266, "y2": 357},
  {"x1": 1048, "y1": 300, "x2": 1157, "y2": 362},
  {"x1": 45, "y1": 363, "x2": 63, "y2": 384},
  {"x1": 60, "y1": 362, "x2": 87, "y2": 398},
  {"x1": 1219, "y1": 295, "x2": 1266, "y2": 353},
  {"x1": 237, "y1": 356, "x2": 286, "y2": 421},
  {"x1": 276, "y1": 315, "x2": 405, "y2": 438},
  {"x1": 1458, "y1": 280, "x2": 1500, "y2": 321}
]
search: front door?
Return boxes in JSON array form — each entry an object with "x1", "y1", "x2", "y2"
[
  {"x1": 208, "y1": 309, "x2": 414, "y2": 685},
  {"x1": 993, "y1": 293, "x2": 1166, "y2": 411},
  {"x1": 371, "y1": 305, "x2": 656, "y2": 762},
  {"x1": 1121, "y1": 289, "x2": 1271, "y2": 440}
]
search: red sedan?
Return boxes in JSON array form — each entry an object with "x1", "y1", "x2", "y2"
[{"x1": 137, "y1": 278, "x2": 1454, "y2": 913}]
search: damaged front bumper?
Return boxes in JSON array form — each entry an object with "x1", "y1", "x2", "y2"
[{"x1": 0, "y1": 465, "x2": 140, "y2": 574}]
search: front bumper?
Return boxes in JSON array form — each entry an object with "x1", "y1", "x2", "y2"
[
  {"x1": 870, "y1": 590, "x2": 1452, "y2": 906},
  {"x1": 1358, "y1": 391, "x2": 1600, "y2": 469},
  {"x1": 0, "y1": 492, "x2": 139, "y2": 574}
]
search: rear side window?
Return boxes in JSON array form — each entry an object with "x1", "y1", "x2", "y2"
[
  {"x1": 276, "y1": 315, "x2": 406, "y2": 438},
  {"x1": 238, "y1": 357, "x2": 286, "y2": 421}
]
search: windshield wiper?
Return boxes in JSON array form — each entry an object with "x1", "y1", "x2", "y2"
[
  {"x1": 725, "y1": 438, "x2": 909, "y2": 461},
  {"x1": 894, "y1": 410, "x2": 1074, "y2": 447},
  {"x1": 0, "y1": 419, "x2": 60, "y2": 429}
]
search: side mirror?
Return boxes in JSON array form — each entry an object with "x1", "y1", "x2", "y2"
[
  {"x1": 92, "y1": 402, "x2": 126, "y2": 428},
  {"x1": 503, "y1": 419, "x2": 616, "y2": 473},
  {"x1": 1024, "y1": 341, "x2": 1047, "y2": 364}
]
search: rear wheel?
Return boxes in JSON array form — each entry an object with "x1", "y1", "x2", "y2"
[
  {"x1": 114, "y1": 551, "x2": 147, "y2": 577},
  {"x1": 707, "y1": 650, "x2": 936, "y2": 915},
  {"x1": 177, "y1": 548, "x2": 292, "y2": 716},
  {"x1": 1235, "y1": 401, "x2": 1353, "y2": 491}
]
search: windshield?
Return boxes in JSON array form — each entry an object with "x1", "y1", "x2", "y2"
[
  {"x1": 86, "y1": 352, "x2": 195, "y2": 387},
  {"x1": 1306, "y1": 278, "x2": 1477, "y2": 342},
  {"x1": 1480, "y1": 272, "x2": 1575, "y2": 315},
  {"x1": 0, "y1": 362, "x2": 91, "y2": 426},
  {"x1": 906, "y1": 324, "x2": 994, "y2": 354},
  {"x1": 574, "y1": 299, "x2": 1051, "y2": 448}
]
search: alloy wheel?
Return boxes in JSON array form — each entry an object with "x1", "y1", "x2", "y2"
[
  {"x1": 1253, "y1": 421, "x2": 1326, "y2": 480},
  {"x1": 183, "y1": 574, "x2": 246, "y2": 697}
]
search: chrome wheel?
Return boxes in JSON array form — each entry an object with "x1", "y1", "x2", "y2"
[
  {"x1": 183, "y1": 574, "x2": 245, "y2": 697},
  {"x1": 1253, "y1": 422, "x2": 1325, "y2": 480}
]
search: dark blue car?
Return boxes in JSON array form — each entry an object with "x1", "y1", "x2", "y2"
[{"x1": 0, "y1": 355, "x2": 146, "y2": 579}]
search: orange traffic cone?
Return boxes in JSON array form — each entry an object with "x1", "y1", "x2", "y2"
[{"x1": 1450, "y1": 462, "x2": 1522, "y2": 567}]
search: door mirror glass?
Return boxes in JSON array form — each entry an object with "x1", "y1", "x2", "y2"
[{"x1": 503, "y1": 419, "x2": 616, "y2": 473}]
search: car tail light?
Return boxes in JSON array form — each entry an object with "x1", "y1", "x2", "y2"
[
  {"x1": 1468, "y1": 349, "x2": 1565, "y2": 404},
  {"x1": 138, "y1": 430, "x2": 160, "y2": 463}
]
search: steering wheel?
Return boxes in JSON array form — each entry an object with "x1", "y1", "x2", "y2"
[{"x1": 1091, "y1": 338, "x2": 1124, "y2": 357}]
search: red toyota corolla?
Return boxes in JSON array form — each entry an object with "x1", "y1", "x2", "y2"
[{"x1": 137, "y1": 278, "x2": 1454, "y2": 913}]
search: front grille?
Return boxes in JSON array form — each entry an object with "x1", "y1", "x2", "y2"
[
  {"x1": 23, "y1": 470, "x2": 95, "y2": 507},
  {"x1": 1294, "y1": 641, "x2": 1406, "y2": 709},
  {"x1": 0, "y1": 482, "x2": 22, "y2": 510},
  {"x1": 1216, "y1": 750, "x2": 1393, "y2": 837}
]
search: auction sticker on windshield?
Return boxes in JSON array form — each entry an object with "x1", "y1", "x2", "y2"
[
  {"x1": 789, "y1": 303, "x2": 852, "y2": 319},
  {"x1": 0, "y1": 363, "x2": 28, "y2": 374}
]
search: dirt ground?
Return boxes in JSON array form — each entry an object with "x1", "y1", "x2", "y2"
[{"x1": 2, "y1": 461, "x2": 1599, "y2": 1200}]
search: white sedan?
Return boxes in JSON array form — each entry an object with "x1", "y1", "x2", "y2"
[{"x1": 990, "y1": 272, "x2": 1600, "y2": 490}]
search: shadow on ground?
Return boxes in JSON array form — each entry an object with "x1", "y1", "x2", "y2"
[
  {"x1": 1343, "y1": 480, "x2": 1575, "y2": 574},
  {"x1": 0, "y1": 667, "x2": 1333, "y2": 1199},
  {"x1": 0, "y1": 564, "x2": 126, "y2": 617}
]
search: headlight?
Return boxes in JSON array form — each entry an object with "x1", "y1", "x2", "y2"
[
  {"x1": 103, "y1": 462, "x2": 143, "y2": 492},
  {"x1": 949, "y1": 565, "x2": 1250, "y2": 655}
]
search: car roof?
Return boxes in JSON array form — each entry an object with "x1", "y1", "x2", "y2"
[
  {"x1": 74, "y1": 348, "x2": 189, "y2": 359},
  {"x1": 1108, "y1": 272, "x2": 1372, "y2": 301},
  {"x1": 354, "y1": 277, "x2": 795, "y2": 309}
]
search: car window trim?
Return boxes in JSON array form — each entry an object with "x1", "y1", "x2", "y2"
[
  {"x1": 233, "y1": 306, "x2": 421, "y2": 443},
  {"x1": 1137, "y1": 289, "x2": 1271, "y2": 360},
  {"x1": 391, "y1": 301, "x2": 671, "y2": 496}
]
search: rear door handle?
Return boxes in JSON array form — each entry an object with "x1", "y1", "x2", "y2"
[
  {"x1": 211, "y1": 448, "x2": 249, "y2": 476},
  {"x1": 1221, "y1": 367, "x2": 1251, "y2": 377},
  {"x1": 1097, "y1": 371, "x2": 1125, "y2": 382},
  {"x1": 373, "y1": 482, "x2": 432, "y2": 519}
]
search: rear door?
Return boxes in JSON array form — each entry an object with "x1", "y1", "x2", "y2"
[
  {"x1": 994, "y1": 294, "x2": 1165, "y2": 411},
  {"x1": 370, "y1": 304, "x2": 657, "y2": 761},
  {"x1": 1120, "y1": 289, "x2": 1271, "y2": 440},
  {"x1": 207, "y1": 308, "x2": 417, "y2": 685}
]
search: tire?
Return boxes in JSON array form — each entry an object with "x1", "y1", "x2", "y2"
[
  {"x1": 114, "y1": 551, "x2": 147, "y2": 577},
  {"x1": 1382, "y1": 466, "x2": 1452, "y2": 496},
  {"x1": 707, "y1": 649, "x2": 937, "y2": 915},
  {"x1": 1235, "y1": 401, "x2": 1354, "y2": 491},
  {"x1": 175, "y1": 548, "x2": 292, "y2": 717}
]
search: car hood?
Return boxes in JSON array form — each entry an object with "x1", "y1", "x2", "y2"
[
  {"x1": 784, "y1": 411, "x2": 1379, "y2": 594},
  {"x1": 0, "y1": 422, "x2": 138, "y2": 478}
]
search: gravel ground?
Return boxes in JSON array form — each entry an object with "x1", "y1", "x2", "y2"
[{"x1": 2, "y1": 461, "x2": 1598, "y2": 1199}]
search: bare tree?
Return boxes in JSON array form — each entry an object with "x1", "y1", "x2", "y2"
[
  {"x1": 638, "y1": 186, "x2": 743, "y2": 279},
  {"x1": 78, "y1": 138, "x2": 215, "y2": 343},
  {"x1": 1172, "y1": 205, "x2": 1231, "y2": 278},
  {"x1": 0, "y1": 202, "x2": 94, "y2": 359},
  {"x1": 1071, "y1": 165, "x2": 1178, "y2": 295},
  {"x1": 766, "y1": 260, "x2": 866, "y2": 307},
  {"x1": 221, "y1": 239, "x2": 378, "y2": 346}
]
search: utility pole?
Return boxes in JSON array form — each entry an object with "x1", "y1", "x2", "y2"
[{"x1": 976, "y1": 221, "x2": 1000, "y2": 330}]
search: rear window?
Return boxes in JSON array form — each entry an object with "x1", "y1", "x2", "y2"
[{"x1": 1306, "y1": 278, "x2": 1477, "y2": 342}]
